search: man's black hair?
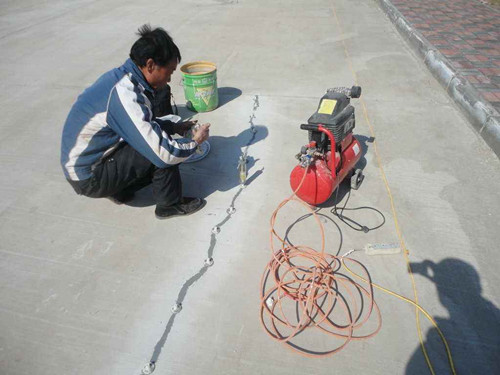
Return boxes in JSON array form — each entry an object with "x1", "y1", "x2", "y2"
[{"x1": 130, "y1": 24, "x2": 181, "y2": 67}]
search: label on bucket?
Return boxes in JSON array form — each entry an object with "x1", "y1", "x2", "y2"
[
  {"x1": 195, "y1": 87, "x2": 215, "y2": 105},
  {"x1": 190, "y1": 77, "x2": 216, "y2": 86}
]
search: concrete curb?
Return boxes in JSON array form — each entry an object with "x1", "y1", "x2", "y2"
[{"x1": 375, "y1": 0, "x2": 500, "y2": 158}]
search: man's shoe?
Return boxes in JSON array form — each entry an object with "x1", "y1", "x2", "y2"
[{"x1": 155, "y1": 197, "x2": 206, "y2": 219}]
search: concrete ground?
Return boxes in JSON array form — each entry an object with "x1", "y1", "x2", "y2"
[{"x1": 1, "y1": 0, "x2": 499, "y2": 374}]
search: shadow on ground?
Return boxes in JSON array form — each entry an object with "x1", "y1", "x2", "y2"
[
  {"x1": 405, "y1": 258, "x2": 500, "y2": 374},
  {"x1": 218, "y1": 86, "x2": 242, "y2": 108},
  {"x1": 129, "y1": 125, "x2": 268, "y2": 207}
]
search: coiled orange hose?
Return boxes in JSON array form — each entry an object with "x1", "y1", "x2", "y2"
[{"x1": 260, "y1": 167, "x2": 382, "y2": 357}]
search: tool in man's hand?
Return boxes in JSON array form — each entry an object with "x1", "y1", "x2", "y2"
[
  {"x1": 175, "y1": 119, "x2": 198, "y2": 136},
  {"x1": 191, "y1": 122, "x2": 210, "y2": 147}
]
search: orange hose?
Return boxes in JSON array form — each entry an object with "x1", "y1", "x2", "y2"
[{"x1": 260, "y1": 166, "x2": 381, "y2": 357}]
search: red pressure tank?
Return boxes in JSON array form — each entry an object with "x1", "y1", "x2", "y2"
[
  {"x1": 290, "y1": 126, "x2": 362, "y2": 205},
  {"x1": 291, "y1": 157, "x2": 335, "y2": 205}
]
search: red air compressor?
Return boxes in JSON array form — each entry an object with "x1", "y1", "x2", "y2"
[{"x1": 290, "y1": 86, "x2": 364, "y2": 205}]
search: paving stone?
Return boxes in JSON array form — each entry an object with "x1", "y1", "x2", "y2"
[{"x1": 391, "y1": 0, "x2": 500, "y2": 97}]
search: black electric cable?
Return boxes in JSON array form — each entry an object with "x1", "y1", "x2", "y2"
[{"x1": 330, "y1": 186, "x2": 386, "y2": 233}]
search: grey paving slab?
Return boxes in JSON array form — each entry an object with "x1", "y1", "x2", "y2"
[{"x1": 1, "y1": 0, "x2": 499, "y2": 374}]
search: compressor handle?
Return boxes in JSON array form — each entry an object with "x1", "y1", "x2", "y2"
[
  {"x1": 300, "y1": 124, "x2": 320, "y2": 131},
  {"x1": 326, "y1": 86, "x2": 362, "y2": 98}
]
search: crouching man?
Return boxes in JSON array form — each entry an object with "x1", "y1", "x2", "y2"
[{"x1": 61, "y1": 25, "x2": 209, "y2": 219}]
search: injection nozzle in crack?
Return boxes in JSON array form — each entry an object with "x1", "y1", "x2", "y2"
[
  {"x1": 204, "y1": 257, "x2": 214, "y2": 267},
  {"x1": 253, "y1": 95, "x2": 260, "y2": 111},
  {"x1": 238, "y1": 155, "x2": 247, "y2": 186},
  {"x1": 248, "y1": 114, "x2": 258, "y2": 134},
  {"x1": 171, "y1": 303, "x2": 182, "y2": 314},
  {"x1": 141, "y1": 362, "x2": 156, "y2": 375}
]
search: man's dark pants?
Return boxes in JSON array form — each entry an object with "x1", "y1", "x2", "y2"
[{"x1": 68, "y1": 142, "x2": 182, "y2": 206}]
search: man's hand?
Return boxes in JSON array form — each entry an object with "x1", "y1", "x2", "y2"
[
  {"x1": 173, "y1": 120, "x2": 198, "y2": 136},
  {"x1": 192, "y1": 123, "x2": 210, "y2": 144}
]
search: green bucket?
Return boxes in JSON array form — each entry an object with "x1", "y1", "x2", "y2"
[{"x1": 180, "y1": 61, "x2": 219, "y2": 112}]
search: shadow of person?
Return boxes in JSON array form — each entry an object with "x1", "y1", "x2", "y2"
[
  {"x1": 181, "y1": 125, "x2": 268, "y2": 199},
  {"x1": 130, "y1": 125, "x2": 268, "y2": 206},
  {"x1": 405, "y1": 258, "x2": 500, "y2": 374}
]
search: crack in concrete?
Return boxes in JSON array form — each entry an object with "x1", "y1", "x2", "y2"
[{"x1": 141, "y1": 95, "x2": 262, "y2": 374}]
